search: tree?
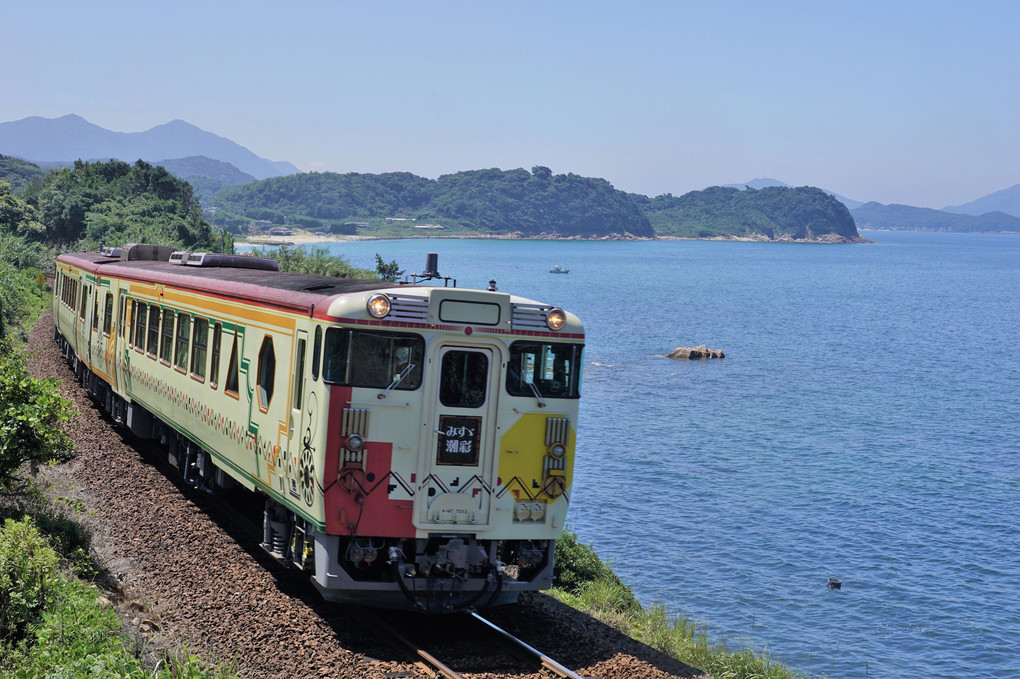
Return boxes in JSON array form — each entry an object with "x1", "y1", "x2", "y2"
[
  {"x1": 0, "y1": 235, "x2": 49, "y2": 340},
  {"x1": 0, "y1": 182, "x2": 45, "y2": 240},
  {"x1": 0, "y1": 342, "x2": 75, "y2": 496},
  {"x1": 248, "y1": 245, "x2": 375, "y2": 279},
  {"x1": 375, "y1": 253, "x2": 404, "y2": 282}
]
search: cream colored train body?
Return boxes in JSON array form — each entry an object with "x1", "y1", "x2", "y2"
[{"x1": 52, "y1": 244, "x2": 583, "y2": 610}]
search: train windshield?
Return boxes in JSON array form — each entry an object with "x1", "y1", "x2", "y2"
[
  {"x1": 506, "y1": 341, "x2": 583, "y2": 399},
  {"x1": 322, "y1": 328, "x2": 425, "y2": 390}
]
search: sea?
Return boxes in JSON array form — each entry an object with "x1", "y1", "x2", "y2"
[{"x1": 251, "y1": 231, "x2": 1019, "y2": 678}]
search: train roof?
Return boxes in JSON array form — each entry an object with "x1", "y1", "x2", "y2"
[
  {"x1": 57, "y1": 250, "x2": 398, "y2": 316},
  {"x1": 57, "y1": 248, "x2": 584, "y2": 336}
]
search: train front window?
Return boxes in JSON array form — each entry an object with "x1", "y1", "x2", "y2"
[
  {"x1": 322, "y1": 328, "x2": 424, "y2": 390},
  {"x1": 506, "y1": 341, "x2": 583, "y2": 399}
]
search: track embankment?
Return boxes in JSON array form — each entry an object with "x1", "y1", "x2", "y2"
[{"x1": 26, "y1": 312, "x2": 703, "y2": 679}]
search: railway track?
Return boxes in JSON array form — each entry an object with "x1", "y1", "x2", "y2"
[
  {"x1": 128, "y1": 435, "x2": 583, "y2": 678},
  {"x1": 358, "y1": 606, "x2": 590, "y2": 679}
]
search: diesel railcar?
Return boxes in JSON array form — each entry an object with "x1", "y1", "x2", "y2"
[{"x1": 52, "y1": 243, "x2": 583, "y2": 611}]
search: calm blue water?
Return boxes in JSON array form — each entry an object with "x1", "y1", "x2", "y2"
[{"x1": 258, "y1": 232, "x2": 1019, "y2": 678}]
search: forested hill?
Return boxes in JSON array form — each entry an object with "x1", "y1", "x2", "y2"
[
  {"x1": 211, "y1": 166, "x2": 654, "y2": 238},
  {"x1": 17, "y1": 159, "x2": 225, "y2": 251},
  {"x1": 633, "y1": 185, "x2": 863, "y2": 241},
  {"x1": 210, "y1": 168, "x2": 865, "y2": 241},
  {"x1": 0, "y1": 154, "x2": 46, "y2": 192}
]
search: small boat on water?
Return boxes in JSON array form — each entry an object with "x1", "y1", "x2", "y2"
[{"x1": 549, "y1": 265, "x2": 570, "y2": 274}]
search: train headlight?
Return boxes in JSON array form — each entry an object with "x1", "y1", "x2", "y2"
[
  {"x1": 346, "y1": 434, "x2": 365, "y2": 453},
  {"x1": 545, "y1": 307, "x2": 566, "y2": 330},
  {"x1": 549, "y1": 443, "x2": 566, "y2": 459},
  {"x1": 367, "y1": 294, "x2": 391, "y2": 318}
]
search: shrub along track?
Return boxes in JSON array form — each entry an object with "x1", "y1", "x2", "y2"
[{"x1": 27, "y1": 312, "x2": 703, "y2": 679}]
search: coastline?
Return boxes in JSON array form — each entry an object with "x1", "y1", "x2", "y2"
[{"x1": 236, "y1": 231, "x2": 874, "y2": 247}]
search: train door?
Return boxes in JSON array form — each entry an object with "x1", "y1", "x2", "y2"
[
  {"x1": 418, "y1": 346, "x2": 500, "y2": 527},
  {"x1": 77, "y1": 283, "x2": 90, "y2": 359},
  {"x1": 286, "y1": 331, "x2": 312, "y2": 506}
]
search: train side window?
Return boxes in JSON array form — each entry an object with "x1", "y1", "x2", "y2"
[
  {"x1": 134, "y1": 302, "x2": 147, "y2": 349},
  {"x1": 191, "y1": 318, "x2": 208, "y2": 380},
  {"x1": 91, "y1": 290, "x2": 99, "y2": 331},
  {"x1": 257, "y1": 336, "x2": 275, "y2": 410},
  {"x1": 78, "y1": 286, "x2": 87, "y2": 321},
  {"x1": 160, "y1": 310, "x2": 175, "y2": 364},
  {"x1": 311, "y1": 326, "x2": 322, "y2": 381},
  {"x1": 174, "y1": 313, "x2": 191, "y2": 371},
  {"x1": 102, "y1": 292, "x2": 113, "y2": 335},
  {"x1": 147, "y1": 306, "x2": 160, "y2": 357},
  {"x1": 209, "y1": 323, "x2": 222, "y2": 388},
  {"x1": 224, "y1": 334, "x2": 240, "y2": 396}
]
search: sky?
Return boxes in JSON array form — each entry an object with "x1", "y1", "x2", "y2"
[{"x1": 5, "y1": 1, "x2": 1019, "y2": 208}]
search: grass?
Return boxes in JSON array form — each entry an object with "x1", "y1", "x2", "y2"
[
  {"x1": 552, "y1": 532, "x2": 807, "y2": 679},
  {"x1": 0, "y1": 513, "x2": 238, "y2": 679}
]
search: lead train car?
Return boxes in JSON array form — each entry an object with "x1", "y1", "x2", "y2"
[{"x1": 52, "y1": 244, "x2": 583, "y2": 611}]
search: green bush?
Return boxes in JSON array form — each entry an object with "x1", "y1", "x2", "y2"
[
  {"x1": 0, "y1": 516, "x2": 235, "y2": 678},
  {"x1": 247, "y1": 245, "x2": 375, "y2": 279},
  {"x1": 22, "y1": 494, "x2": 95, "y2": 578},
  {"x1": 0, "y1": 517, "x2": 59, "y2": 642},
  {"x1": 554, "y1": 531, "x2": 639, "y2": 611},
  {"x1": 0, "y1": 342, "x2": 75, "y2": 496}
]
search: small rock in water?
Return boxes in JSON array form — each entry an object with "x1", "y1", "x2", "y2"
[{"x1": 667, "y1": 344, "x2": 725, "y2": 359}]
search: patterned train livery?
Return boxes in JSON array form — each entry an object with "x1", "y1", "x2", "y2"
[{"x1": 52, "y1": 244, "x2": 584, "y2": 611}]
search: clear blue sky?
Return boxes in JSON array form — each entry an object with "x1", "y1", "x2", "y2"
[{"x1": 5, "y1": 1, "x2": 1019, "y2": 208}]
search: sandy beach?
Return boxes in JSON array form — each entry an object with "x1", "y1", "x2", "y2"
[{"x1": 237, "y1": 233, "x2": 382, "y2": 247}]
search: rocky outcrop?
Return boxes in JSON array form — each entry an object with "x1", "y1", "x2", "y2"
[{"x1": 668, "y1": 345, "x2": 725, "y2": 359}]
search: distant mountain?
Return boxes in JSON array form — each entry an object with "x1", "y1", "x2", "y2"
[
  {"x1": 942, "y1": 184, "x2": 1020, "y2": 218},
  {"x1": 0, "y1": 115, "x2": 297, "y2": 181},
  {"x1": 155, "y1": 156, "x2": 256, "y2": 201},
  {"x1": 723, "y1": 177, "x2": 789, "y2": 190},
  {"x1": 723, "y1": 177, "x2": 865, "y2": 210},
  {"x1": 851, "y1": 202, "x2": 1020, "y2": 233},
  {"x1": 156, "y1": 156, "x2": 255, "y2": 185}
]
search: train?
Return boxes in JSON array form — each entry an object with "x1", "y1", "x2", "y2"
[{"x1": 52, "y1": 243, "x2": 584, "y2": 611}]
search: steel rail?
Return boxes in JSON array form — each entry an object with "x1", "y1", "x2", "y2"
[
  {"x1": 471, "y1": 612, "x2": 588, "y2": 679},
  {"x1": 354, "y1": 606, "x2": 463, "y2": 679}
]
